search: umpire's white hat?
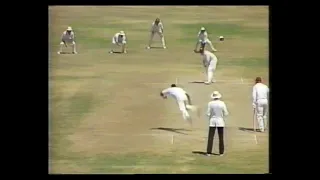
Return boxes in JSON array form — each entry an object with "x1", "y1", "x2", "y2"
[
  {"x1": 211, "y1": 91, "x2": 222, "y2": 99},
  {"x1": 119, "y1": 31, "x2": 125, "y2": 35},
  {"x1": 200, "y1": 27, "x2": 206, "y2": 31},
  {"x1": 67, "y1": 26, "x2": 72, "y2": 31}
]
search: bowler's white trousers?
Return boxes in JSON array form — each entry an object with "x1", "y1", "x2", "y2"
[
  {"x1": 255, "y1": 99, "x2": 268, "y2": 130},
  {"x1": 176, "y1": 99, "x2": 195, "y2": 122}
]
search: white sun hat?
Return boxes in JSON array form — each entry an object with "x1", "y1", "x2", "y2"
[
  {"x1": 66, "y1": 26, "x2": 72, "y2": 31},
  {"x1": 211, "y1": 91, "x2": 222, "y2": 99},
  {"x1": 200, "y1": 27, "x2": 206, "y2": 31},
  {"x1": 119, "y1": 31, "x2": 125, "y2": 35}
]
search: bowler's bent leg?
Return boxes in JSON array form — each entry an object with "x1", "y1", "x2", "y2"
[{"x1": 178, "y1": 100, "x2": 191, "y2": 124}]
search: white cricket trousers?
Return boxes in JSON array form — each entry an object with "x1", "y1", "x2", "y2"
[
  {"x1": 205, "y1": 60, "x2": 217, "y2": 82},
  {"x1": 148, "y1": 31, "x2": 166, "y2": 47},
  {"x1": 255, "y1": 99, "x2": 268, "y2": 130},
  {"x1": 59, "y1": 41, "x2": 76, "y2": 52},
  {"x1": 177, "y1": 99, "x2": 196, "y2": 122}
]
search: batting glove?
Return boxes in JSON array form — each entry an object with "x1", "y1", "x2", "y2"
[{"x1": 252, "y1": 103, "x2": 256, "y2": 109}]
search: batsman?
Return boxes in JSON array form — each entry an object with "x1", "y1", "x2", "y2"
[{"x1": 252, "y1": 77, "x2": 269, "y2": 132}]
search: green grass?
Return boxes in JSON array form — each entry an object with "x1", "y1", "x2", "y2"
[{"x1": 49, "y1": 6, "x2": 269, "y2": 174}]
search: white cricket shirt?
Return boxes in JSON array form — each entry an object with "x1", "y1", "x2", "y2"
[
  {"x1": 151, "y1": 22, "x2": 164, "y2": 33},
  {"x1": 252, "y1": 83, "x2": 269, "y2": 103},
  {"x1": 161, "y1": 87, "x2": 187, "y2": 101},
  {"x1": 113, "y1": 33, "x2": 126, "y2": 43},
  {"x1": 207, "y1": 100, "x2": 229, "y2": 127},
  {"x1": 198, "y1": 31, "x2": 208, "y2": 41},
  {"x1": 61, "y1": 31, "x2": 75, "y2": 42}
]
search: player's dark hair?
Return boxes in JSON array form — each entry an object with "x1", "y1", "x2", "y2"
[{"x1": 171, "y1": 84, "x2": 177, "y2": 87}]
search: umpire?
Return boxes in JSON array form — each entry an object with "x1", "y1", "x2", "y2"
[{"x1": 206, "y1": 91, "x2": 229, "y2": 156}]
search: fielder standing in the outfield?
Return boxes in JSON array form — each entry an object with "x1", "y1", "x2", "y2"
[
  {"x1": 199, "y1": 47, "x2": 218, "y2": 84},
  {"x1": 206, "y1": 91, "x2": 229, "y2": 156},
  {"x1": 109, "y1": 31, "x2": 127, "y2": 54},
  {"x1": 58, "y1": 26, "x2": 77, "y2": 54},
  {"x1": 252, "y1": 77, "x2": 269, "y2": 132},
  {"x1": 146, "y1": 18, "x2": 166, "y2": 49},
  {"x1": 194, "y1": 27, "x2": 217, "y2": 52},
  {"x1": 160, "y1": 84, "x2": 199, "y2": 125}
]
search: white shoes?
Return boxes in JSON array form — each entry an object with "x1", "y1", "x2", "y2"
[
  {"x1": 146, "y1": 46, "x2": 151, "y2": 49},
  {"x1": 163, "y1": 46, "x2": 167, "y2": 49}
]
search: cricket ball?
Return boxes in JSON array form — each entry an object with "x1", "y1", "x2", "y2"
[{"x1": 219, "y1": 36, "x2": 224, "y2": 41}]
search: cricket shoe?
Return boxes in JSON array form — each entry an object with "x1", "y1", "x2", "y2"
[
  {"x1": 72, "y1": 51, "x2": 78, "y2": 54},
  {"x1": 163, "y1": 46, "x2": 167, "y2": 49},
  {"x1": 204, "y1": 81, "x2": 212, "y2": 85},
  {"x1": 57, "y1": 51, "x2": 61, "y2": 54},
  {"x1": 219, "y1": 154, "x2": 224, "y2": 156},
  {"x1": 109, "y1": 50, "x2": 114, "y2": 54},
  {"x1": 146, "y1": 46, "x2": 151, "y2": 49}
]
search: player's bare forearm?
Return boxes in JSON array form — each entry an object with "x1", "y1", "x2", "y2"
[
  {"x1": 62, "y1": 40, "x2": 67, "y2": 47},
  {"x1": 186, "y1": 93, "x2": 192, "y2": 105}
]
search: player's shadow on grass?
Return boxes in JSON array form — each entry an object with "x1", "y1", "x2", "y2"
[
  {"x1": 150, "y1": 127, "x2": 191, "y2": 135},
  {"x1": 238, "y1": 127, "x2": 256, "y2": 132},
  {"x1": 188, "y1": 81, "x2": 205, "y2": 84},
  {"x1": 192, "y1": 151, "x2": 219, "y2": 156},
  {"x1": 110, "y1": 51, "x2": 123, "y2": 54},
  {"x1": 58, "y1": 52, "x2": 73, "y2": 54},
  {"x1": 148, "y1": 47, "x2": 164, "y2": 49}
]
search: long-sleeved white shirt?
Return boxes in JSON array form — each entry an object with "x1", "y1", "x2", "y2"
[
  {"x1": 161, "y1": 87, "x2": 187, "y2": 101},
  {"x1": 207, "y1": 100, "x2": 229, "y2": 127},
  {"x1": 252, "y1": 83, "x2": 269, "y2": 103},
  {"x1": 113, "y1": 33, "x2": 126, "y2": 43},
  {"x1": 202, "y1": 50, "x2": 217, "y2": 67},
  {"x1": 151, "y1": 22, "x2": 164, "y2": 33},
  {"x1": 61, "y1": 31, "x2": 75, "y2": 42},
  {"x1": 198, "y1": 31, "x2": 208, "y2": 41}
]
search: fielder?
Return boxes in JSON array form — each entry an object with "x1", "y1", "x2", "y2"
[
  {"x1": 160, "y1": 84, "x2": 199, "y2": 125},
  {"x1": 58, "y1": 26, "x2": 77, "y2": 54},
  {"x1": 109, "y1": 31, "x2": 127, "y2": 54},
  {"x1": 146, "y1": 18, "x2": 166, "y2": 49},
  {"x1": 252, "y1": 77, "x2": 269, "y2": 132},
  {"x1": 199, "y1": 47, "x2": 218, "y2": 84},
  {"x1": 194, "y1": 27, "x2": 217, "y2": 52}
]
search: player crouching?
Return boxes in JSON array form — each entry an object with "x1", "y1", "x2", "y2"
[
  {"x1": 58, "y1": 26, "x2": 77, "y2": 54},
  {"x1": 109, "y1": 31, "x2": 127, "y2": 54}
]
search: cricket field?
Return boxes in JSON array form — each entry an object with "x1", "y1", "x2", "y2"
[{"x1": 49, "y1": 6, "x2": 269, "y2": 174}]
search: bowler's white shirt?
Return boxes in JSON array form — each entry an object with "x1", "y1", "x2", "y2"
[
  {"x1": 162, "y1": 87, "x2": 187, "y2": 101},
  {"x1": 198, "y1": 31, "x2": 208, "y2": 41},
  {"x1": 113, "y1": 33, "x2": 126, "y2": 43},
  {"x1": 151, "y1": 22, "x2": 164, "y2": 33},
  {"x1": 202, "y1": 50, "x2": 217, "y2": 66},
  {"x1": 252, "y1": 83, "x2": 269, "y2": 103},
  {"x1": 61, "y1": 31, "x2": 75, "y2": 42},
  {"x1": 207, "y1": 100, "x2": 229, "y2": 127}
]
